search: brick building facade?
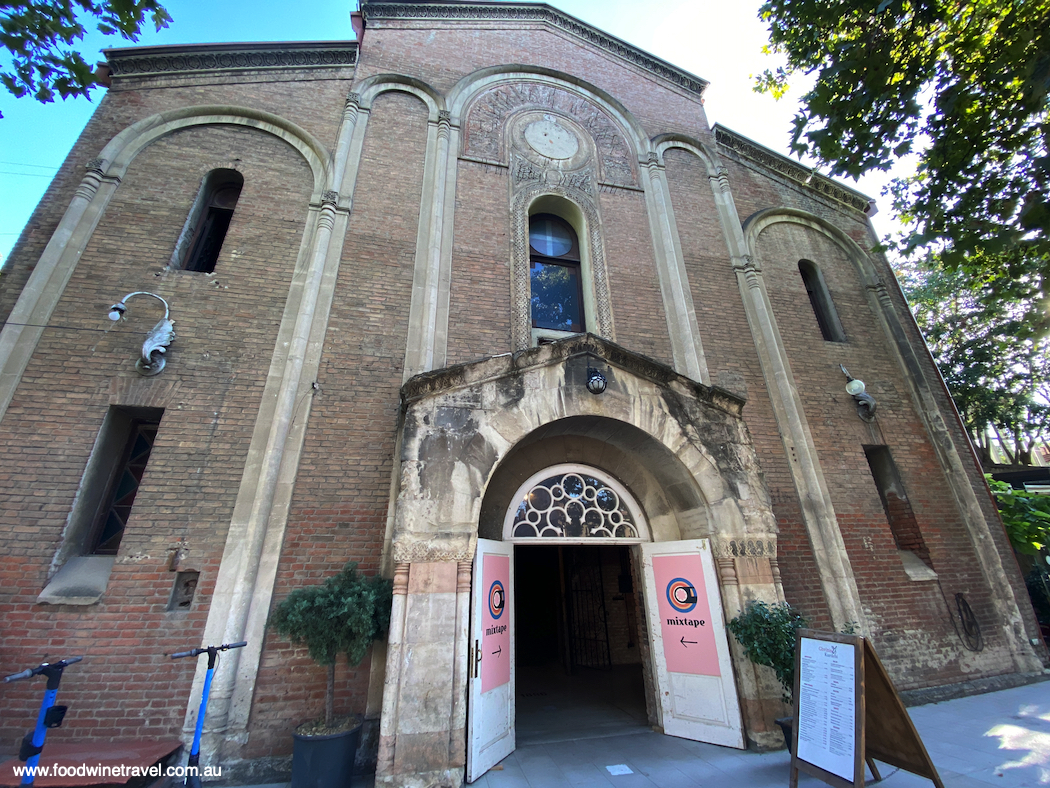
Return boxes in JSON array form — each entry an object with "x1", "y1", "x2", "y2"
[{"x1": 0, "y1": 2, "x2": 1043, "y2": 786}]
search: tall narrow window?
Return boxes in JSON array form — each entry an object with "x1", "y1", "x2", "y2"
[
  {"x1": 530, "y1": 213, "x2": 583, "y2": 334},
  {"x1": 90, "y1": 416, "x2": 161, "y2": 554},
  {"x1": 864, "y1": 445, "x2": 932, "y2": 570},
  {"x1": 173, "y1": 169, "x2": 243, "y2": 273},
  {"x1": 798, "y1": 260, "x2": 845, "y2": 342},
  {"x1": 38, "y1": 406, "x2": 163, "y2": 605}
]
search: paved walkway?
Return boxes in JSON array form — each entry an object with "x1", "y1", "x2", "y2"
[{"x1": 259, "y1": 677, "x2": 1050, "y2": 787}]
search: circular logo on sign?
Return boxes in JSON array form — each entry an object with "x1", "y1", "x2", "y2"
[
  {"x1": 488, "y1": 580, "x2": 506, "y2": 620},
  {"x1": 666, "y1": 577, "x2": 698, "y2": 613}
]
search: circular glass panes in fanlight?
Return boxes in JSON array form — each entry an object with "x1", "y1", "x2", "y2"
[
  {"x1": 510, "y1": 470, "x2": 639, "y2": 540},
  {"x1": 529, "y1": 215, "x2": 574, "y2": 257}
]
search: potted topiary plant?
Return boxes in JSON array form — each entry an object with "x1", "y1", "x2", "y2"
[
  {"x1": 270, "y1": 562, "x2": 392, "y2": 788},
  {"x1": 726, "y1": 600, "x2": 807, "y2": 751}
]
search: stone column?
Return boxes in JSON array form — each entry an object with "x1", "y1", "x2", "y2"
[
  {"x1": 187, "y1": 89, "x2": 368, "y2": 764},
  {"x1": 403, "y1": 109, "x2": 459, "y2": 379},
  {"x1": 638, "y1": 150, "x2": 710, "y2": 384},
  {"x1": 0, "y1": 158, "x2": 121, "y2": 423},
  {"x1": 376, "y1": 561, "x2": 465, "y2": 788},
  {"x1": 705, "y1": 161, "x2": 866, "y2": 633},
  {"x1": 713, "y1": 537, "x2": 785, "y2": 749}
]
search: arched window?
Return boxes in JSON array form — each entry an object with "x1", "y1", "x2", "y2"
[
  {"x1": 798, "y1": 259, "x2": 846, "y2": 342},
  {"x1": 503, "y1": 464, "x2": 648, "y2": 543},
  {"x1": 172, "y1": 169, "x2": 243, "y2": 273},
  {"x1": 530, "y1": 213, "x2": 584, "y2": 336}
]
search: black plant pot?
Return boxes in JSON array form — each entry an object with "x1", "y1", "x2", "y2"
[
  {"x1": 774, "y1": 716, "x2": 794, "y2": 754},
  {"x1": 291, "y1": 723, "x2": 362, "y2": 788}
]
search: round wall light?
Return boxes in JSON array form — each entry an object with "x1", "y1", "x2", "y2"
[{"x1": 586, "y1": 369, "x2": 607, "y2": 395}]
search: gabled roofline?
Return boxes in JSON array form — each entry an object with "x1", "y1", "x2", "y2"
[
  {"x1": 713, "y1": 124, "x2": 874, "y2": 215},
  {"x1": 361, "y1": 1, "x2": 709, "y2": 98}
]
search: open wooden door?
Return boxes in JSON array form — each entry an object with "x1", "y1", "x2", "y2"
[
  {"x1": 640, "y1": 539, "x2": 744, "y2": 748},
  {"x1": 466, "y1": 538, "x2": 515, "y2": 782}
]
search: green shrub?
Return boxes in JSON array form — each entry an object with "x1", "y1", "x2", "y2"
[
  {"x1": 270, "y1": 562, "x2": 392, "y2": 728},
  {"x1": 727, "y1": 600, "x2": 807, "y2": 703},
  {"x1": 987, "y1": 476, "x2": 1050, "y2": 555}
]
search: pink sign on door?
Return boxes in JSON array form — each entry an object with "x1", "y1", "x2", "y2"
[
  {"x1": 652, "y1": 553, "x2": 720, "y2": 676},
  {"x1": 481, "y1": 553, "x2": 511, "y2": 693}
]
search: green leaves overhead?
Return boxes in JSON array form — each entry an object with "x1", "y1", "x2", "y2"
[
  {"x1": 898, "y1": 255, "x2": 1050, "y2": 466},
  {"x1": 0, "y1": 1, "x2": 171, "y2": 114},
  {"x1": 757, "y1": 0, "x2": 1050, "y2": 273}
]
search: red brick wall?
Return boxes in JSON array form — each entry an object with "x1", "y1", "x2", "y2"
[
  {"x1": 0, "y1": 16, "x2": 1040, "y2": 763},
  {"x1": 446, "y1": 160, "x2": 513, "y2": 366},
  {"x1": 356, "y1": 23, "x2": 709, "y2": 140},
  {"x1": 600, "y1": 188, "x2": 673, "y2": 367},
  {"x1": 244, "y1": 90, "x2": 429, "y2": 757},
  {"x1": 0, "y1": 121, "x2": 316, "y2": 751},
  {"x1": 660, "y1": 148, "x2": 836, "y2": 628}
]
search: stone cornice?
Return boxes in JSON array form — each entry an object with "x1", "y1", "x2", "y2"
[
  {"x1": 713, "y1": 124, "x2": 871, "y2": 214},
  {"x1": 104, "y1": 41, "x2": 358, "y2": 79},
  {"x1": 362, "y1": 2, "x2": 709, "y2": 97},
  {"x1": 401, "y1": 333, "x2": 745, "y2": 416}
]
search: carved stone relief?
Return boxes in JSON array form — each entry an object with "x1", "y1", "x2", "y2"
[{"x1": 462, "y1": 82, "x2": 636, "y2": 187}]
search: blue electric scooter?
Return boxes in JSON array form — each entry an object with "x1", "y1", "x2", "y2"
[
  {"x1": 171, "y1": 642, "x2": 246, "y2": 788},
  {"x1": 4, "y1": 656, "x2": 84, "y2": 786}
]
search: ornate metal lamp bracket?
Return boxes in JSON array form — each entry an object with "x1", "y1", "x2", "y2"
[
  {"x1": 108, "y1": 292, "x2": 176, "y2": 377},
  {"x1": 840, "y1": 364, "x2": 877, "y2": 422}
]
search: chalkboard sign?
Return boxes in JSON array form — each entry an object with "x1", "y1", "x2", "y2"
[{"x1": 788, "y1": 630, "x2": 944, "y2": 788}]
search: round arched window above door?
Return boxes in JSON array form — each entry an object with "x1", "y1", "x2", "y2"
[{"x1": 503, "y1": 464, "x2": 648, "y2": 543}]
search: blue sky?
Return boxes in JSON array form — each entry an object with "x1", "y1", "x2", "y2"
[{"x1": 0, "y1": 0, "x2": 901, "y2": 266}]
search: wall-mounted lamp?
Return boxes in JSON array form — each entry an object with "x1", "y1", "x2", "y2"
[
  {"x1": 840, "y1": 365, "x2": 876, "y2": 422},
  {"x1": 586, "y1": 368, "x2": 607, "y2": 395},
  {"x1": 108, "y1": 292, "x2": 175, "y2": 376}
]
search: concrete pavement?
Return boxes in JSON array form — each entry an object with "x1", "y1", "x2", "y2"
[{"x1": 251, "y1": 675, "x2": 1050, "y2": 787}]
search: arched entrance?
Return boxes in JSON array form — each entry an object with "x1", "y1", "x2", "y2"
[
  {"x1": 377, "y1": 335, "x2": 785, "y2": 788},
  {"x1": 466, "y1": 457, "x2": 743, "y2": 780},
  {"x1": 509, "y1": 466, "x2": 649, "y2": 749}
]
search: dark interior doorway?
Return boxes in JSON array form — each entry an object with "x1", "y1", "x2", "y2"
[{"x1": 514, "y1": 544, "x2": 649, "y2": 744}]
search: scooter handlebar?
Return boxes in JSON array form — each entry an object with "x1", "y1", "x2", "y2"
[
  {"x1": 3, "y1": 656, "x2": 83, "y2": 682},
  {"x1": 171, "y1": 642, "x2": 248, "y2": 659}
]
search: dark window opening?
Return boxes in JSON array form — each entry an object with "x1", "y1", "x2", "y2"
[
  {"x1": 864, "y1": 445, "x2": 932, "y2": 568},
  {"x1": 179, "y1": 170, "x2": 243, "y2": 273},
  {"x1": 530, "y1": 214, "x2": 583, "y2": 333},
  {"x1": 90, "y1": 413, "x2": 162, "y2": 555},
  {"x1": 799, "y1": 260, "x2": 845, "y2": 342}
]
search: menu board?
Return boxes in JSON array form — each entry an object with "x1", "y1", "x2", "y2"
[
  {"x1": 790, "y1": 631, "x2": 945, "y2": 788},
  {"x1": 796, "y1": 636, "x2": 857, "y2": 781}
]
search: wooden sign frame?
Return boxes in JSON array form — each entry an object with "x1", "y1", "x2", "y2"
[{"x1": 788, "y1": 630, "x2": 944, "y2": 788}]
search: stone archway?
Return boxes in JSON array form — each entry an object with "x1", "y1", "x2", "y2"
[{"x1": 376, "y1": 335, "x2": 790, "y2": 787}]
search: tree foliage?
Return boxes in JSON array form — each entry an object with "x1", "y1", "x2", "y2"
[
  {"x1": 726, "y1": 600, "x2": 808, "y2": 703},
  {"x1": 898, "y1": 257, "x2": 1050, "y2": 465},
  {"x1": 1, "y1": 0, "x2": 171, "y2": 113},
  {"x1": 756, "y1": 0, "x2": 1050, "y2": 276},
  {"x1": 270, "y1": 562, "x2": 392, "y2": 726},
  {"x1": 988, "y1": 476, "x2": 1050, "y2": 554}
]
